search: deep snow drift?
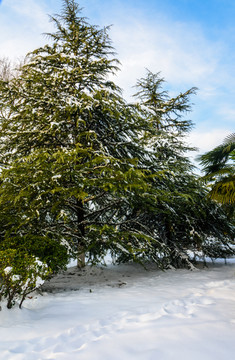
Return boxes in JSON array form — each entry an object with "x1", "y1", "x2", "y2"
[{"x1": 0, "y1": 258, "x2": 235, "y2": 360}]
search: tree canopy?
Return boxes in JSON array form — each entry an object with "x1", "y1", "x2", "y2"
[{"x1": 0, "y1": 0, "x2": 234, "y2": 284}]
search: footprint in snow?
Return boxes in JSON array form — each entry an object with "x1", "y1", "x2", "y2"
[{"x1": 162, "y1": 296, "x2": 214, "y2": 318}]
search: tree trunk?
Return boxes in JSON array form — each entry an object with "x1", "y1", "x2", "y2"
[
  {"x1": 76, "y1": 199, "x2": 86, "y2": 268},
  {"x1": 77, "y1": 246, "x2": 86, "y2": 268}
]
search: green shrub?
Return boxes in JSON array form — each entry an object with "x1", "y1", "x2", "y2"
[
  {"x1": 0, "y1": 235, "x2": 69, "y2": 272},
  {"x1": 0, "y1": 249, "x2": 51, "y2": 309}
]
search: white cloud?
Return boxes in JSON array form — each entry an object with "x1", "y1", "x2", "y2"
[
  {"x1": 217, "y1": 105, "x2": 235, "y2": 122},
  {"x1": 187, "y1": 128, "x2": 232, "y2": 155},
  {"x1": 107, "y1": 13, "x2": 234, "y2": 140},
  {"x1": 5, "y1": 0, "x2": 49, "y2": 30},
  {"x1": 0, "y1": 0, "x2": 233, "y2": 140},
  {"x1": 0, "y1": 0, "x2": 54, "y2": 59},
  {"x1": 109, "y1": 18, "x2": 222, "y2": 98},
  {"x1": 185, "y1": 128, "x2": 233, "y2": 173}
]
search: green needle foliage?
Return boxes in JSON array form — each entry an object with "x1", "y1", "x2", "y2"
[
  {"x1": 0, "y1": 0, "x2": 234, "y2": 289},
  {"x1": 122, "y1": 71, "x2": 235, "y2": 268},
  {"x1": 0, "y1": 0, "x2": 164, "y2": 269}
]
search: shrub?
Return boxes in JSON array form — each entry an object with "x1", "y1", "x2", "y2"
[
  {"x1": 0, "y1": 249, "x2": 51, "y2": 309},
  {"x1": 0, "y1": 235, "x2": 69, "y2": 273}
]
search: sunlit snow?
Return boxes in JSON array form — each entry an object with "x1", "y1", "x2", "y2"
[{"x1": 0, "y1": 258, "x2": 235, "y2": 359}]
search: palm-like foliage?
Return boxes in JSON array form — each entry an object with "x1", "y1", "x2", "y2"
[{"x1": 199, "y1": 133, "x2": 235, "y2": 204}]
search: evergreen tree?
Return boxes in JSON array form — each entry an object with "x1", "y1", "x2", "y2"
[
  {"x1": 123, "y1": 71, "x2": 235, "y2": 268},
  {"x1": 0, "y1": 0, "x2": 162, "y2": 268},
  {"x1": 0, "y1": 0, "x2": 234, "y2": 272}
]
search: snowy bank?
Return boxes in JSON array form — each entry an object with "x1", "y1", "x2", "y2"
[{"x1": 0, "y1": 260, "x2": 235, "y2": 359}]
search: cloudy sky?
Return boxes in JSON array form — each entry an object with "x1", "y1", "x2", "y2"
[{"x1": 0, "y1": 0, "x2": 234, "y2": 161}]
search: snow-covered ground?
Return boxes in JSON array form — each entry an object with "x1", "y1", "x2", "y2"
[{"x1": 0, "y1": 258, "x2": 235, "y2": 360}]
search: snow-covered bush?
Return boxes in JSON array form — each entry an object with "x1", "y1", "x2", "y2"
[
  {"x1": 0, "y1": 235, "x2": 70, "y2": 272},
  {"x1": 0, "y1": 249, "x2": 51, "y2": 309}
]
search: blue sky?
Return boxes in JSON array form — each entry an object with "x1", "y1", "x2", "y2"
[{"x1": 0, "y1": 0, "x2": 234, "y2": 160}]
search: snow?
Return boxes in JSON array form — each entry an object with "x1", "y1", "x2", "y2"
[
  {"x1": 35, "y1": 276, "x2": 45, "y2": 288},
  {"x1": 3, "y1": 267, "x2": 12, "y2": 275},
  {"x1": 35, "y1": 259, "x2": 44, "y2": 267},
  {"x1": 11, "y1": 275, "x2": 20, "y2": 282},
  {"x1": 0, "y1": 259, "x2": 235, "y2": 359}
]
